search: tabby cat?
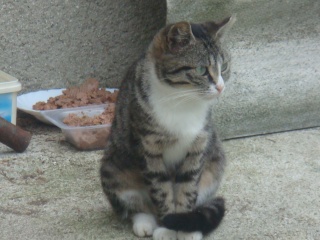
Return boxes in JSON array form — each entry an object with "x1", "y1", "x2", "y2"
[{"x1": 100, "y1": 16, "x2": 235, "y2": 240}]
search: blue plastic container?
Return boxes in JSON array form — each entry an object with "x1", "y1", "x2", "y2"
[{"x1": 0, "y1": 71, "x2": 21, "y2": 125}]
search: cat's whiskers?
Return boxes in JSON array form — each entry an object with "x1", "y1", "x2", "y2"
[
  {"x1": 157, "y1": 93, "x2": 198, "y2": 105},
  {"x1": 156, "y1": 89, "x2": 201, "y2": 104},
  {"x1": 171, "y1": 93, "x2": 202, "y2": 109},
  {"x1": 156, "y1": 88, "x2": 198, "y2": 99}
]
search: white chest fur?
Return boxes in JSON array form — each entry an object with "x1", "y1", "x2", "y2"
[{"x1": 149, "y1": 68, "x2": 211, "y2": 167}]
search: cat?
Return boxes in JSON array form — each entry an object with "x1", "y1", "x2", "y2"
[{"x1": 100, "y1": 15, "x2": 235, "y2": 240}]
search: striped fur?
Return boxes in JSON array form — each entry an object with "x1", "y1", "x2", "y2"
[{"x1": 100, "y1": 16, "x2": 235, "y2": 239}]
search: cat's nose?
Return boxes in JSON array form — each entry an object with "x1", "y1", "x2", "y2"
[{"x1": 216, "y1": 84, "x2": 224, "y2": 93}]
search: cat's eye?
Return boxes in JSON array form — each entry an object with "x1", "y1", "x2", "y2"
[
  {"x1": 221, "y1": 62, "x2": 228, "y2": 72},
  {"x1": 195, "y1": 66, "x2": 207, "y2": 76}
]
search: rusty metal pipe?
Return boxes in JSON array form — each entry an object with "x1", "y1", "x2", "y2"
[{"x1": 0, "y1": 116, "x2": 32, "y2": 153}]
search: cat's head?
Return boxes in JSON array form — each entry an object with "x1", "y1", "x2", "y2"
[{"x1": 150, "y1": 16, "x2": 235, "y2": 100}]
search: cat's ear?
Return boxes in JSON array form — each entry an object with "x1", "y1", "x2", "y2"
[
  {"x1": 167, "y1": 22, "x2": 195, "y2": 53},
  {"x1": 213, "y1": 14, "x2": 237, "y2": 40}
]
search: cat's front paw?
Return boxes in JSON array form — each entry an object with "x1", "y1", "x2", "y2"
[
  {"x1": 153, "y1": 227, "x2": 177, "y2": 240},
  {"x1": 177, "y1": 231, "x2": 203, "y2": 240},
  {"x1": 132, "y1": 213, "x2": 158, "y2": 237}
]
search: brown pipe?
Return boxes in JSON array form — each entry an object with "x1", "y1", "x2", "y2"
[{"x1": 0, "y1": 116, "x2": 32, "y2": 153}]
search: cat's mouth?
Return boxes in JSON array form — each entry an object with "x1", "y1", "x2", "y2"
[{"x1": 201, "y1": 84, "x2": 224, "y2": 99}]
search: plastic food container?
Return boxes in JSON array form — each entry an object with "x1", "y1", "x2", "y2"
[
  {"x1": 41, "y1": 104, "x2": 112, "y2": 150},
  {"x1": 0, "y1": 71, "x2": 22, "y2": 125}
]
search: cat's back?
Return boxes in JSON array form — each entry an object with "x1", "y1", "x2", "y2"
[{"x1": 105, "y1": 57, "x2": 150, "y2": 152}]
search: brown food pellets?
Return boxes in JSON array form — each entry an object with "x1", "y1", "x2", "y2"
[
  {"x1": 63, "y1": 104, "x2": 115, "y2": 127},
  {"x1": 32, "y1": 78, "x2": 118, "y2": 110}
]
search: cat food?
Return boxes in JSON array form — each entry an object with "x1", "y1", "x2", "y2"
[
  {"x1": 33, "y1": 78, "x2": 118, "y2": 110},
  {"x1": 64, "y1": 127, "x2": 110, "y2": 150},
  {"x1": 40, "y1": 104, "x2": 113, "y2": 150},
  {"x1": 63, "y1": 104, "x2": 115, "y2": 127}
]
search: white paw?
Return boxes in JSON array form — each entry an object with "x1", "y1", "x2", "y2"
[
  {"x1": 153, "y1": 227, "x2": 177, "y2": 240},
  {"x1": 132, "y1": 213, "x2": 158, "y2": 237},
  {"x1": 177, "y1": 231, "x2": 203, "y2": 240}
]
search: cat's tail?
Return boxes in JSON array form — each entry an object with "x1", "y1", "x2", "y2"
[{"x1": 162, "y1": 197, "x2": 225, "y2": 235}]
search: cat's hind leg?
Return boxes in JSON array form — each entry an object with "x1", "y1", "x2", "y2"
[
  {"x1": 108, "y1": 185, "x2": 159, "y2": 237},
  {"x1": 132, "y1": 213, "x2": 158, "y2": 237},
  {"x1": 117, "y1": 190, "x2": 158, "y2": 237},
  {"x1": 101, "y1": 163, "x2": 158, "y2": 236},
  {"x1": 195, "y1": 168, "x2": 221, "y2": 207}
]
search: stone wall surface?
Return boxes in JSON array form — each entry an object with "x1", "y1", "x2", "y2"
[
  {"x1": 1, "y1": 0, "x2": 319, "y2": 138},
  {"x1": 168, "y1": 0, "x2": 320, "y2": 138},
  {"x1": 0, "y1": 0, "x2": 166, "y2": 92}
]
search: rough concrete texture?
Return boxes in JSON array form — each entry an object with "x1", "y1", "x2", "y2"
[
  {"x1": 168, "y1": 0, "x2": 320, "y2": 139},
  {"x1": 1, "y1": 116, "x2": 319, "y2": 240},
  {"x1": 0, "y1": 0, "x2": 166, "y2": 92},
  {"x1": 1, "y1": 0, "x2": 319, "y2": 138}
]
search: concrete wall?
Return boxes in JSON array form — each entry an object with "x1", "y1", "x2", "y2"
[
  {"x1": 0, "y1": 0, "x2": 166, "y2": 92},
  {"x1": 168, "y1": 0, "x2": 320, "y2": 138},
  {"x1": 1, "y1": 0, "x2": 319, "y2": 138}
]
